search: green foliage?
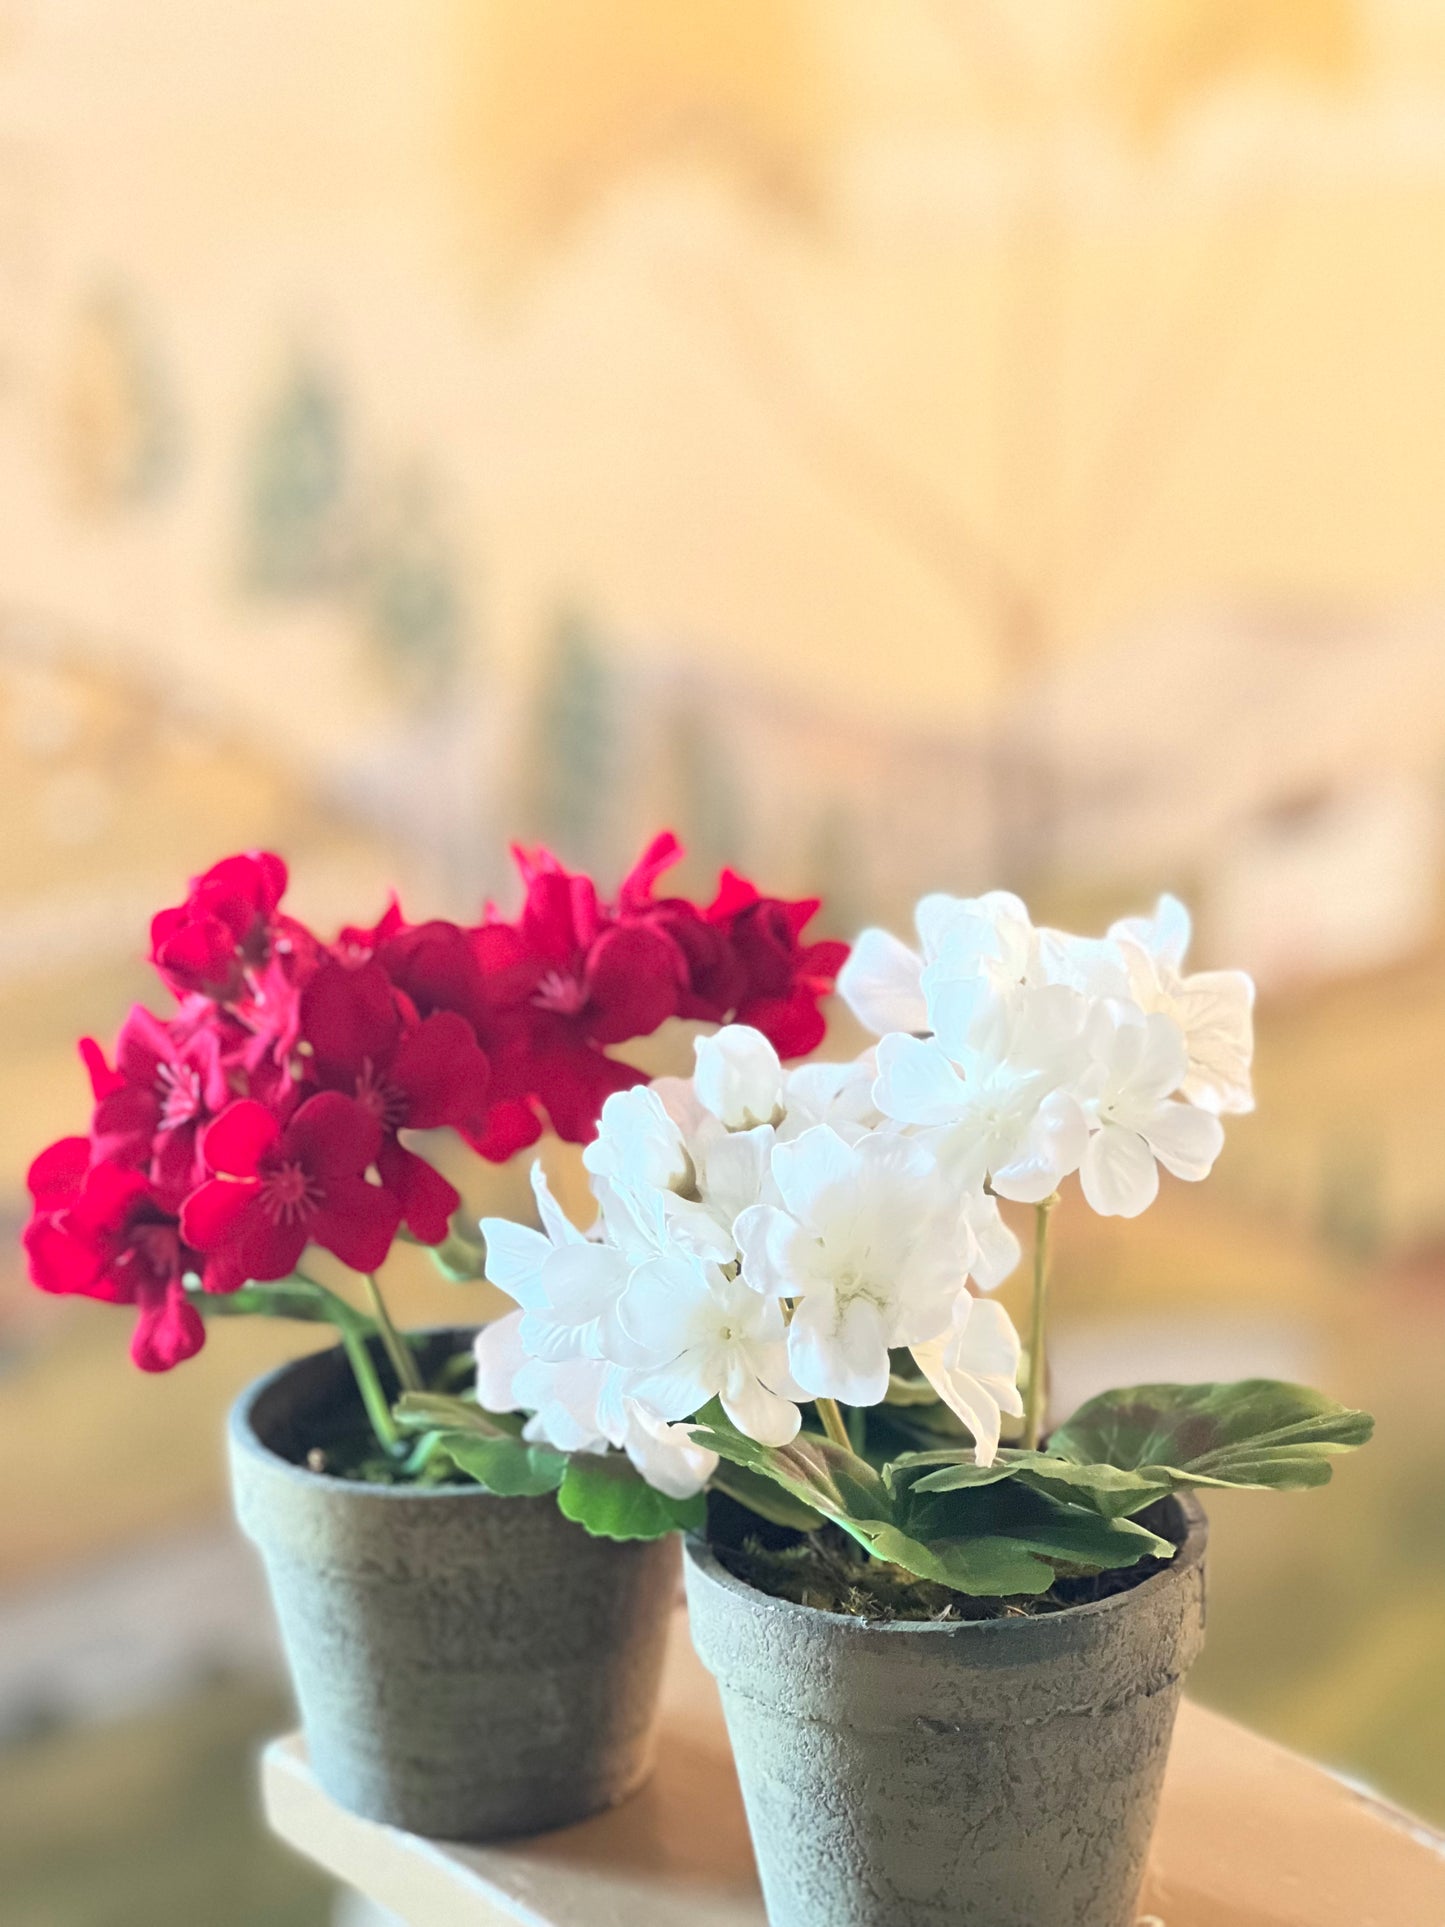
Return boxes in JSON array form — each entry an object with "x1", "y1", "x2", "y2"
[
  {"x1": 689, "y1": 1414, "x2": 1170, "y2": 1597},
  {"x1": 394, "y1": 1391, "x2": 700, "y2": 1536},
  {"x1": 700, "y1": 1380, "x2": 1373, "y2": 1596},
  {"x1": 890, "y1": 1380, "x2": 1375, "y2": 1520},
  {"x1": 557, "y1": 1454, "x2": 707, "y2": 1541}
]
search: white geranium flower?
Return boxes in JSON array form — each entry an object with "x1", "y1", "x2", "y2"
[
  {"x1": 909, "y1": 1297, "x2": 1024, "y2": 1466},
  {"x1": 735, "y1": 1127, "x2": 969, "y2": 1406},
  {"x1": 873, "y1": 981, "x2": 1087, "y2": 1203},
  {"x1": 615, "y1": 1252, "x2": 802, "y2": 1445},
  {"x1": 582, "y1": 1086, "x2": 693, "y2": 1194},
  {"x1": 777, "y1": 1051, "x2": 882, "y2": 1144},
  {"x1": 1109, "y1": 895, "x2": 1255, "y2": 1116},
  {"x1": 694, "y1": 1025, "x2": 785, "y2": 1129},
  {"x1": 478, "y1": 1161, "x2": 585, "y2": 1308},
  {"x1": 1079, "y1": 1005, "x2": 1226, "y2": 1217},
  {"x1": 838, "y1": 891, "x2": 1027, "y2": 1034}
]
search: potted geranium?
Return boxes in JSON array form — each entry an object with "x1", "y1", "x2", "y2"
[
  {"x1": 457, "y1": 889, "x2": 1371, "y2": 1925},
  {"x1": 20, "y1": 836, "x2": 847, "y2": 1842}
]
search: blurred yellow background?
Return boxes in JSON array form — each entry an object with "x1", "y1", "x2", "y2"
[{"x1": 2, "y1": 4, "x2": 1444, "y2": 1921}]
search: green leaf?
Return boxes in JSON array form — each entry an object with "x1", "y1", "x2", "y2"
[
  {"x1": 394, "y1": 1391, "x2": 512, "y2": 1438},
  {"x1": 892, "y1": 1448, "x2": 1166, "y2": 1520},
  {"x1": 432, "y1": 1431, "x2": 567, "y2": 1497},
  {"x1": 1050, "y1": 1380, "x2": 1375, "y2": 1495},
  {"x1": 557, "y1": 1453, "x2": 706, "y2": 1541},
  {"x1": 708, "y1": 1460, "x2": 825, "y2": 1532}
]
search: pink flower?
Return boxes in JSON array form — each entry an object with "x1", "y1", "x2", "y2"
[
  {"x1": 300, "y1": 959, "x2": 492, "y2": 1243},
  {"x1": 83, "y1": 1006, "x2": 236, "y2": 1210},
  {"x1": 23, "y1": 1139, "x2": 205, "y2": 1372},
  {"x1": 181, "y1": 1092, "x2": 401, "y2": 1291}
]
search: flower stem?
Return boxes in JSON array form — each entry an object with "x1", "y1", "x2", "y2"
[
  {"x1": 816, "y1": 1397, "x2": 853, "y2": 1451},
  {"x1": 1023, "y1": 1194, "x2": 1060, "y2": 1451},
  {"x1": 361, "y1": 1271, "x2": 423, "y2": 1394},
  {"x1": 338, "y1": 1323, "x2": 403, "y2": 1454}
]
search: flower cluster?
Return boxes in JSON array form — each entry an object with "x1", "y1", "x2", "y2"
[
  {"x1": 474, "y1": 889, "x2": 1255, "y2": 1504},
  {"x1": 839, "y1": 888, "x2": 1254, "y2": 1215},
  {"x1": 23, "y1": 838, "x2": 846, "y2": 1373},
  {"x1": 475, "y1": 1025, "x2": 1025, "y2": 1498}
]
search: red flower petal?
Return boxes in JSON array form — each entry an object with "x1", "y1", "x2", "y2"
[
  {"x1": 282, "y1": 1092, "x2": 382, "y2": 1179},
  {"x1": 27, "y1": 1137, "x2": 89, "y2": 1206},
  {"x1": 615, "y1": 830, "x2": 684, "y2": 913},
  {"x1": 388, "y1": 1012, "x2": 491, "y2": 1130},
  {"x1": 461, "y1": 1096, "x2": 543, "y2": 1163},
  {"x1": 308, "y1": 1176, "x2": 401, "y2": 1273},
  {"x1": 582, "y1": 924, "x2": 684, "y2": 1044},
  {"x1": 201, "y1": 1100, "x2": 281, "y2": 1179},
  {"x1": 735, "y1": 987, "x2": 828, "y2": 1061},
  {"x1": 378, "y1": 1138, "x2": 461, "y2": 1245},
  {"x1": 300, "y1": 958, "x2": 400, "y2": 1072},
  {"x1": 180, "y1": 1176, "x2": 262, "y2": 1251},
  {"x1": 130, "y1": 1276, "x2": 205, "y2": 1373}
]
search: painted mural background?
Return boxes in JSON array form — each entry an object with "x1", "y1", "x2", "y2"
[{"x1": 2, "y1": 5, "x2": 1444, "y2": 1919}]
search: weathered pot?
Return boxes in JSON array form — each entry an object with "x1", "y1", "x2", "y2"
[
  {"x1": 231, "y1": 1329, "x2": 679, "y2": 1841},
  {"x1": 685, "y1": 1496, "x2": 1207, "y2": 1927}
]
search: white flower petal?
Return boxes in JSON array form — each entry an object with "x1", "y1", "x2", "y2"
[
  {"x1": 837, "y1": 927, "x2": 928, "y2": 1034},
  {"x1": 990, "y1": 1090, "x2": 1087, "y2": 1203},
  {"x1": 721, "y1": 1372, "x2": 802, "y2": 1447},
  {"x1": 1145, "y1": 1101, "x2": 1226, "y2": 1181},
  {"x1": 1175, "y1": 970, "x2": 1256, "y2": 1115},
  {"x1": 787, "y1": 1292, "x2": 891, "y2": 1406},
  {"x1": 872, "y1": 1033, "x2": 969, "y2": 1127},
  {"x1": 964, "y1": 1192, "x2": 1022, "y2": 1291},
  {"x1": 529, "y1": 1162, "x2": 584, "y2": 1247},
  {"x1": 479, "y1": 1219, "x2": 554, "y2": 1307},
  {"x1": 1080, "y1": 1125, "x2": 1160, "y2": 1217},
  {"x1": 620, "y1": 1403, "x2": 717, "y2": 1498},
  {"x1": 694, "y1": 1025, "x2": 785, "y2": 1128},
  {"x1": 769, "y1": 1125, "x2": 861, "y2": 1234},
  {"x1": 473, "y1": 1309, "x2": 527, "y2": 1410}
]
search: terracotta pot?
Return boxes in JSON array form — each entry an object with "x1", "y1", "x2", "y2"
[
  {"x1": 685, "y1": 1496, "x2": 1207, "y2": 1927},
  {"x1": 231, "y1": 1329, "x2": 678, "y2": 1841}
]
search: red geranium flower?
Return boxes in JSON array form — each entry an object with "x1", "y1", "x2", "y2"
[
  {"x1": 150, "y1": 852, "x2": 290, "y2": 998},
  {"x1": 181, "y1": 1092, "x2": 401, "y2": 1291},
  {"x1": 299, "y1": 958, "x2": 492, "y2": 1243},
  {"x1": 485, "y1": 839, "x2": 692, "y2": 1142},
  {"x1": 704, "y1": 870, "x2": 849, "y2": 1058},
  {"x1": 83, "y1": 1005, "x2": 235, "y2": 1209},
  {"x1": 23, "y1": 1139, "x2": 205, "y2": 1372}
]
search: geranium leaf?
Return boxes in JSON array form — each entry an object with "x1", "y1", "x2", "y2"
[
  {"x1": 708, "y1": 1460, "x2": 825, "y2": 1532},
  {"x1": 394, "y1": 1391, "x2": 520, "y2": 1439},
  {"x1": 892, "y1": 1448, "x2": 1166, "y2": 1519},
  {"x1": 558, "y1": 1453, "x2": 707, "y2": 1540},
  {"x1": 1049, "y1": 1380, "x2": 1375, "y2": 1494},
  {"x1": 432, "y1": 1431, "x2": 567, "y2": 1497}
]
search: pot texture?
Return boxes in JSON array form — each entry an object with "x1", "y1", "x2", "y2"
[
  {"x1": 685, "y1": 1496, "x2": 1207, "y2": 1927},
  {"x1": 231, "y1": 1330, "x2": 678, "y2": 1841}
]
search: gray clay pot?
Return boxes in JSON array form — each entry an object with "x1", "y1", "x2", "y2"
[
  {"x1": 685, "y1": 1496, "x2": 1207, "y2": 1927},
  {"x1": 231, "y1": 1329, "x2": 679, "y2": 1841}
]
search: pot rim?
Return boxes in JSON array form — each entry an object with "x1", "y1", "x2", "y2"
[
  {"x1": 684, "y1": 1490, "x2": 1208, "y2": 1641},
  {"x1": 229, "y1": 1322, "x2": 509, "y2": 1504}
]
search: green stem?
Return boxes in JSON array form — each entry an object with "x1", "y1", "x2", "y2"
[
  {"x1": 1023, "y1": 1194, "x2": 1060, "y2": 1451},
  {"x1": 339, "y1": 1323, "x2": 402, "y2": 1453},
  {"x1": 816, "y1": 1397, "x2": 853, "y2": 1451},
  {"x1": 361, "y1": 1272, "x2": 422, "y2": 1394},
  {"x1": 191, "y1": 1271, "x2": 401, "y2": 1457}
]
